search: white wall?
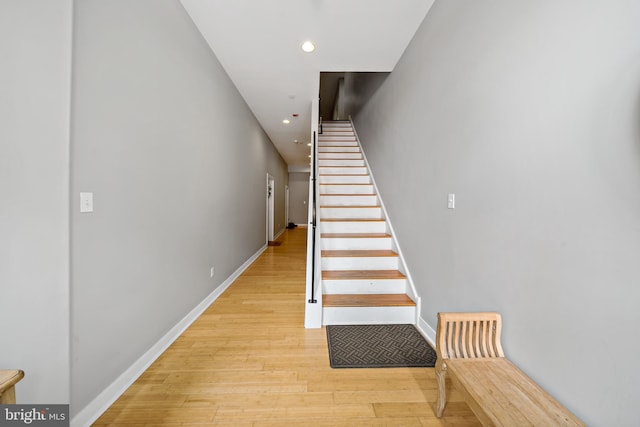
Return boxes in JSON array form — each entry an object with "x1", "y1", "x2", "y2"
[
  {"x1": 70, "y1": 0, "x2": 287, "y2": 417},
  {"x1": 0, "y1": 0, "x2": 72, "y2": 404},
  {"x1": 354, "y1": 1, "x2": 640, "y2": 426}
]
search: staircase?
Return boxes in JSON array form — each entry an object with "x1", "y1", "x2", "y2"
[{"x1": 318, "y1": 121, "x2": 417, "y2": 325}]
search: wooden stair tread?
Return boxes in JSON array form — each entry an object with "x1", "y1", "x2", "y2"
[
  {"x1": 320, "y1": 193, "x2": 376, "y2": 196},
  {"x1": 320, "y1": 205, "x2": 379, "y2": 209},
  {"x1": 321, "y1": 218, "x2": 384, "y2": 222},
  {"x1": 323, "y1": 270, "x2": 405, "y2": 279},
  {"x1": 323, "y1": 294, "x2": 415, "y2": 307},
  {"x1": 318, "y1": 165, "x2": 364, "y2": 168},
  {"x1": 322, "y1": 250, "x2": 398, "y2": 258},
  {"x1": 321, "y1": 233, "x2": 390, "y2": 238}
]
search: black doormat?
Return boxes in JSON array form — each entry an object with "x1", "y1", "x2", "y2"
[{"x1": 326, "y1": 324, "x2": 437, "y2": 368}]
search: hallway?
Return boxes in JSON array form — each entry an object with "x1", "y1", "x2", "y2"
[{"x1": 94, "y1": 227, "x2": 479, "y2": 426}]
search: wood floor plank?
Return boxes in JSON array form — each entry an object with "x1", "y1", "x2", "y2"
[{"x1": 94, "y1": 228, "x2": 480, "y2": 426}]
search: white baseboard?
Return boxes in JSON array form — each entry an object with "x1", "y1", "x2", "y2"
[
  {"x1": 273, "y1": 228, "x2": 285, "y2": 240},
  {"x1": 71, "y1": 244, "x2": 268, "y2": 427},
  {"x1": 416, "y1": 315, "x2": 437, "y2": 348}
]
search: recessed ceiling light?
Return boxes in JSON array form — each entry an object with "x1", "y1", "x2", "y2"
[
  {"x1": 301, "y1": 41, "x2": 315, "y2": 53},
  {"x1": 307, "y1": 143, "x2": 312, "y2": 147},
  {"x1": 282, "y1": 119, "x2": 290, "y2": 124}
]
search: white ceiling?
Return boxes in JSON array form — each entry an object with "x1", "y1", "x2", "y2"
[{"x1": 180, "y1": 0, "x2": 434, "y2": 168}]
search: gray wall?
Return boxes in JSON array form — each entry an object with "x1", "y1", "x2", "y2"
[
  {"x1": 70, "y1": 0, "x2": 287, "y2": 416},
  {"x1": 288, "y1": 172, "x2": 310, "y2": 225},
  {"x1": 0, "y1": 0, "x2": 72, "y2": 404},
  {"x1": 353, "y1": 1, "x2": 640, "y2": 426},
  {"x1": 342, "y1": 73, "x2": 389, "y2": 120}
]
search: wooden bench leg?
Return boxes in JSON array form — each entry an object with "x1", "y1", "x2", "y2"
[
  {"x1": 0, "y1": 387, "x2": 16, "y2": 404},
  {"x1": 435, "y1": 359, "x2": 447, "y2": 417},
  {"x1": 0, "y1": 370, "x2": 24, "y2": 404}
]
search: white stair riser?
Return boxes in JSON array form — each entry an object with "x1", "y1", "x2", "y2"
[
  {"x1": 318, "y1": 159, "x2": 365, "y2": 167},
  {"x1": 318, "y1": 146, "x2": 360, "y2": 153},
  {"x1": 319, "y1": 184, "x2": 374, "y2": 194},
  {"x1": 319, "y1": 167, "x2": 368, "y2": 174},
  {"x1": 320, "y1": 221, "x2": 387, "y2": 234},
  {"x1": 318, "y1": 152, "x2": 362, "y2": 160},
  {"x1": 322, "y1": 306, "x2": 416, "y2": 325},
  {"x1": 319, "y1": 175, "x2": 371, "y2": 184},
  {"x1": 320, "y1": 195, "x2": 378, "y2": 206},
  {"x1": 321, "y1": 131, "x2": 354, "y2": 136},
  {"x1": 322, "y1": 278, "x2": 406, "y2": 294},
  {"x1": 321, "y1": 237, "x2": 392, "y2": 250},
  {"x1": 322, "y1": 256, "x2": 399, "y2": 270},
  {"x1": 320, "y1": 207, "x2": 382, "y2": 219},
  {"x1": 318, "y1": 141, "x2": 358, "y2": 147},
  {"x1": 319, "y1": 136, "x2": 356, "y2": 141}
]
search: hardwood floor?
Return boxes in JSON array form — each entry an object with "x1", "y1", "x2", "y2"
[{"x1": 94, "y1": 227, "x2": 480, "y2": 426}]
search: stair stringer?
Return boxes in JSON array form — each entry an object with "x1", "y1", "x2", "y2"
[{"x1": 348, "y1": 117, "x2": 422, "y2": 325}]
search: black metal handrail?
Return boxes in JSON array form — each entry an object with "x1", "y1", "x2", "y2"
[{"x1": 308, "y1": 130, "x2": 318, "y2": 304}]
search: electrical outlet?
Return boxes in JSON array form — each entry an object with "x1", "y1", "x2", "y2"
[{"x1": 210, "y1": 267, "x2": 215, "y2": 278}]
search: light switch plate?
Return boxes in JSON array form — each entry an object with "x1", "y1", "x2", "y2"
[
  {"x1": 447, "y1": 193, "x2": 455, "y2": 209},
  {"x1": 80, "y1": 192, "x2": 94, "y2": 213}
]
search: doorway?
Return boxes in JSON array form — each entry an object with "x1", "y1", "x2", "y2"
[
  {"x1": 285, "y1": 185, "x2": 290, "y2": 228},
  {"x1": 267, "y1": 174, "x2": 275, "y2": 242}
]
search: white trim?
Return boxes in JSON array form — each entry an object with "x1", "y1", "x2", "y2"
[
  {"x1": 349, "y1": 117, "x2": 422, "y2": 322},
  {"x1": 416, "y1": 315, "x2": 437, "y2": 348},
  {"x1": 70, "y1": 244, "x2": 268, "y2": 427}
]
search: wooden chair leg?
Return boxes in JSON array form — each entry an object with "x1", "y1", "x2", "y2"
[{"x1": 435, "y1": 359, "x2": 447, "y2": 417}]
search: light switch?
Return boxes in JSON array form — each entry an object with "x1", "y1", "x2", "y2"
[
  {"x1": 80, "y1": 192, "x2": 94, "y2": 213},
  {"x1": 447, "y1": 193, "x2": 455, "y2": 209}
]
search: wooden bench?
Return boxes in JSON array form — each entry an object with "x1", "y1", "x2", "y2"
[
  {"x1": 434, "y1": 312, "x2": 584, "y2": 426},
  {"x1": 0, "y1": 370, "x2": 24, "y2": 404}
]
